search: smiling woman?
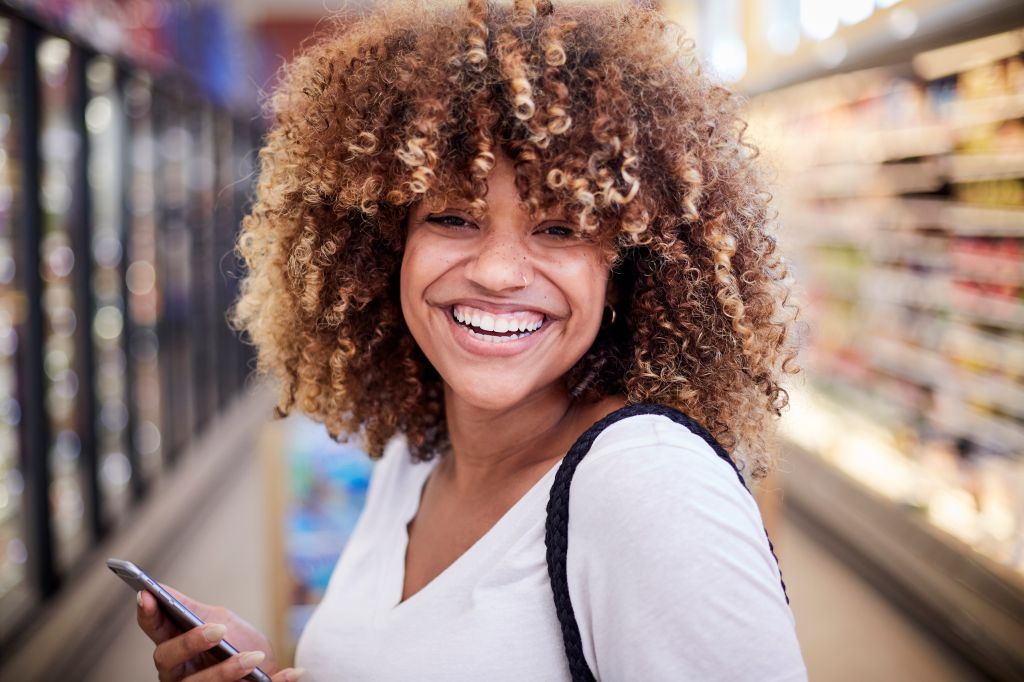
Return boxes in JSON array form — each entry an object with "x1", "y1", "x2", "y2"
[
  {"x1": 133, "y1": 0, "x2": 808, "y2": 680},
  {"x1": 229, "y1": 0, "x2": 800, "y2": 481}
]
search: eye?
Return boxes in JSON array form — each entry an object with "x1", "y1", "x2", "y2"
[
  {"x1": 426, "y1": 214, "x2": 476, "y2": 230},
  {"x1": 538, "y1": 224, "x2": 576, "y2": 238}
]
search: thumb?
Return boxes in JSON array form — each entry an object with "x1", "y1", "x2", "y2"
[
  {"x1": 271, "y1": 667, "x2": 306, "y2": 681},
  {"x1": 136, "y1": 589, "x2": 180, "y2": 645}
]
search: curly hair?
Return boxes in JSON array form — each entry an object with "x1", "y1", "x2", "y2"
[{"x1": 229, "y1": 0, "x2": 801, "y2": 480}]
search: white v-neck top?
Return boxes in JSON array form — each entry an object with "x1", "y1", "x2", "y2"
[{"x1": 293, "y1": 413, "x2": 807, "y2": 681}]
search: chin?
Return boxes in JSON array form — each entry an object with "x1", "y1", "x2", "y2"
[{"x1": 444, "y1": 372, "x2": 538, "y2": 412}]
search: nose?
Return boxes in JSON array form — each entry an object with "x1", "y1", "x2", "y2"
[{"x1": 463, "y1": 230, "x2": 533, "y2": 292}]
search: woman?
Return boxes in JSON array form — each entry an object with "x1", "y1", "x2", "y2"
[{"x1": 136, "y1": 0, "x2": 806, "y2": 680}]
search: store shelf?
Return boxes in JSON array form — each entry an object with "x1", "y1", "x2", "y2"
[
  {"x1": 860, "y1": 267, "x2": 950, "y2": 312},
  {"x1": 751, "y1": 28, "x2": 1024, "y2": 675},
  {"x1": 796, "y1": 159, "x2": 946, "y2": 199},
  {"x1": 950, "y1": 287, "x2": 1024, "y2": 331},
  {"x1": 939, "y1": 203, "x2": 1024, "y2": 236},
  {"x1": 783, "y1": 439, "x2": 1024, "y2": 681},
  {"x1": 947, "y1": 92, "x2": 1024, "y2": 128},
  {"x1": 947, "y1": 153, "x2": 1024, "y2": 182},
  {"x1": 812, "y1": 126, "x2": 953, "y2": 165}
]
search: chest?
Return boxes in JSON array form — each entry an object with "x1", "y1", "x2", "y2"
[
  {"x1": 298, "y1": 541, "x2": 572, "y2": 681},
  {"x1": 293, "y1": 452, "x2": 582, "y2": 680},
  {"x1": 400, "y1": 460, "x2": 559, "y2": 604},
  {"x1": 401, "y1": 489, "x2": 512, "y2": 603}
]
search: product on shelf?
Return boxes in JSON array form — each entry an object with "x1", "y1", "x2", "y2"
[{"x1": 750, "y1": 30, "x2": 1024, "y2": 577}]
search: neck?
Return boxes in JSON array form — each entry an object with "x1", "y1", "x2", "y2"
[{"x1": 441, "y1": 382, "x2": 579, "y2": 495}]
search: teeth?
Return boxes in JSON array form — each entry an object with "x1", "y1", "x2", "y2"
[
  {"x1": 452, "y1": 304, "x2": 545, "y2": 335},
  {"x1": 463, "y1": 327, "x2": 532, "y2": 343}
]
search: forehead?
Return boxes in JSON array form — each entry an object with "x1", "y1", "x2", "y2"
[
  {"x1": 414, "y1": 190, "x2": 569, "y2": 220},
  {"x1": 413, "y1": 165, "x2": 569, "y2": 220}
]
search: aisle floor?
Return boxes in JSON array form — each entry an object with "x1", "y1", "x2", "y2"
[{"x1": 778, "y1": 512, "x2": 982, "y2": 681}]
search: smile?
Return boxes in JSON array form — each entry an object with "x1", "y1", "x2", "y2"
[
  {"x1": 451, "y1": 304, "x2": 544, "y2": 342},
  {"x1": 444, "y1": 304, "x2": 551, "y2": 356}
]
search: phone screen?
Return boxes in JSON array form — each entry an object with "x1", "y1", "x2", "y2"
[{"x1": 107, "y1": 558, "x2": 272, "y2": 682}]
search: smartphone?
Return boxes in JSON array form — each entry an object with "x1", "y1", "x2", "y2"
[{"x1": 107, "y1": 558, "x2": 272, "y2": 682}]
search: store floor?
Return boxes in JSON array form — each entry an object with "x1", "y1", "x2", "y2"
[{"x1": 777, "y1": 512, "x2": 982, "y2": 681}]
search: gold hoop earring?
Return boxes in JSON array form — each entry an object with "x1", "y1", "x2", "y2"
[{"x1": 605, "y1": 302, "x2": 616, "y2": 325}]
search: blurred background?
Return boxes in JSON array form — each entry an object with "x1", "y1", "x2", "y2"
[{"x1": 0, "y1": 0, "x2": 1022, "y2": 680}]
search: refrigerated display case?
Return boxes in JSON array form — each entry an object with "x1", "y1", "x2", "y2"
[
  {"x1": 37, "y1": 33, "x2": 90, "y2": 575},
  {"x1": 153, "y1": 86, "x2": 196, "y2": 461},
  {"x1": 0, "y1": 1, "x2": 268, "y2": 666},
  {"x1": 0, "y1": 13, "x2": 31, "y2": 639},
  {"x1": 185, "y1": 100, "x2": 217, "y2": 434},
  {"x1": 124, "y1": 69, "x2": 165, "y2": 488},
  {"x1": 86, "y1": 54, "x2": 132, "y2": 530}
]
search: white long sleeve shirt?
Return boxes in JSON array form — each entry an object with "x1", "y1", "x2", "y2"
[{"x1": 294, "y1": 412, "x2": 808, "y2": 681}]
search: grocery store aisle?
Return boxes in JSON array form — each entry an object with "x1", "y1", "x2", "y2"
[{"x1": 777, "y1": 513, "x2": 982, "y2": 682}]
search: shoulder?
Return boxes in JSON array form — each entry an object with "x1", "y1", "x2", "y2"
[
  {"x1": 566, "y1": 410, "x2": 785, "y2": 597},
  {"x1": 563, "y1": 411, "x2": 805, "y2": 679},
  {"x1": 571, "y1": 411, "x2": 755, "y2": 521}
]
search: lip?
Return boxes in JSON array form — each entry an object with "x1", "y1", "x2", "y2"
[
  {"x1": 441, "y1": 304, "x2": 552, "y2": 358},
  {"x1": 443, "y1": 298, "x2": 554, "y2": 318}
]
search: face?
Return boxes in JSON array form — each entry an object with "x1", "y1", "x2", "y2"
[{"x1": 400, "y1": 152, "x2": 612, "y2": 412}]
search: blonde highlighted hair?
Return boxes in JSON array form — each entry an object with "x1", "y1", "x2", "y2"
[{"x1": 230, "y1": 0, "x2": 802, "y2": 479}]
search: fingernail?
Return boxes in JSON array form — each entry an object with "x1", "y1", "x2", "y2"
[
  {"x1": 136, "y1": 591, "x2": 143, "y2": 608},
  {"x1": 285, "y1": 668, "x2": 306, "y2": 681},
  {"x1": 239, "y1": 650, "x2": 265, "y2": 670},
  {"x1": 203, "y1": 623, "x2": 227, "y2": 642}
]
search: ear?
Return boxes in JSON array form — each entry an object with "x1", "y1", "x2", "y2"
[{"x1": 604, "y1": 272, "x2": 618, "y2": 306}]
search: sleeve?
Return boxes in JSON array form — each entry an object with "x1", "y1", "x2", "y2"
[{"x1": 565, "y1": 423, "x2": 808, "y2": 682}]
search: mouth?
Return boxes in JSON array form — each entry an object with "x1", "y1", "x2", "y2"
[
  {"x1": 447, "y1": 305, "x2": 547, "y2": 343},
  {"x1": 442, "y1": 303, "x2": 552, "y2": 356}
]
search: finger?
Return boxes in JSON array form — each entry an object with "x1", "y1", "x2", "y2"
[
  {"x1": 183, "y1": 650, "x2": 266, "y2": 682},
  {"x1": 271, "y1": 667, "x2": 306, "y2": 682},
  {"x1": 137, "y1": 590, "x2": 182, "y2": 645},
  {"x1": 153, "y1": 622, "x2": 228, "y2": 673}
]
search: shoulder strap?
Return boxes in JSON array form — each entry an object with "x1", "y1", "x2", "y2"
[{"x1": 544, "y1": 402, "x2": 790, "y2": 682}]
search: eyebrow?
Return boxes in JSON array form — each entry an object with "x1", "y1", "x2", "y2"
[{"x1": 423, "y1": 205, "x2": 570, "y2": 221}]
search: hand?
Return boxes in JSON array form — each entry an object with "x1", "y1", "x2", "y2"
[{"x1": 136, "y1": 584, "x2": 305, "y2": 681}]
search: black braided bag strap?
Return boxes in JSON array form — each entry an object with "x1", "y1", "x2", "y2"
[{"x1": 544, "y1": 402, "x2": 790, "y2": 682}]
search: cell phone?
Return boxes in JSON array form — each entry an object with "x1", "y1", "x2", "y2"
[{"x1": 107, "y1": 558, "x2": 272, "y2": 682}]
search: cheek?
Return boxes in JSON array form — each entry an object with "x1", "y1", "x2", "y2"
[
  {"x1": 399, "y1": 236, "x2": 455, "y2": 322},
  {"x1": 399, "y1": 243, "x2": 425, "y2": 322},
  {"x1": 552, "y1": 252, "x2": 610, "y2": 320}
]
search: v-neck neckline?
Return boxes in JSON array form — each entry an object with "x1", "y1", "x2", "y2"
[{"x1": 383, "y1": 453, "x2": 564, "y2": 615}]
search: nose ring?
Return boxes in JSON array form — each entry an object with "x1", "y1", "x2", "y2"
[{"x1": 520, "y1": 273, "x2": 528, "y2": 287}]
